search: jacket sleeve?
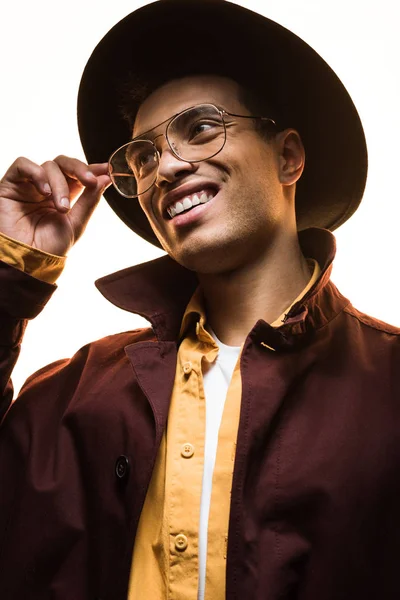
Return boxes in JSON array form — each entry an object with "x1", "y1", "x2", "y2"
[{"x1": 0, "y1": 260, "x2": 57, "y2": 421}]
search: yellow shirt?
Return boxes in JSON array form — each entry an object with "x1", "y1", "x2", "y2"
[
  {"x1": 0, "y1": 232, "x2": 65, "y2": 284},
  {"x1": 128, "y1": 288, "x2": 242, "y2": 600}
]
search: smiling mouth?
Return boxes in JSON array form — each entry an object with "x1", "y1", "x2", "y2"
[{"x1": 167, "y1": 189, "x2": 216, "y2": 219}]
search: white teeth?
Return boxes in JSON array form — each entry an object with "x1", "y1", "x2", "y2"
[
  {"x1": 175, "y1": 201, "x2": 184, "y2": 214},
  {"x1": 167, "y1": 189, "x2": 216, "y2": 218}
]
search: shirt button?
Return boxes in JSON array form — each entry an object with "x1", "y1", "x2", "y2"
[
  {"x1": 183, "y1": 361, "x2": 192, "y2": 375},
  {"x1": 115, "y1": 455, "x2": 130, "y2": 480},
  {"x1": 181, "y1": 443, "x2": 195, "y2": 458},
  {"x1": 175, "y1": 533, "x2": 188, "y2": 552}
]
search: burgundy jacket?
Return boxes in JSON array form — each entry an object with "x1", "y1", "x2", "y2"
[{"x1": 1, "y1": 228, "x2": 400, "y2": 600}]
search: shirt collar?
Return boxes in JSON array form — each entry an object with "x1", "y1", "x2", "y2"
[{"x1": 179, "y1": 286, "x2": 209, "y2": 343}]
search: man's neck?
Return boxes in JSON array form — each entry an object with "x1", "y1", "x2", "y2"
[{"x1": 197, "y1": 234, "x2": 311, "y2": 347}]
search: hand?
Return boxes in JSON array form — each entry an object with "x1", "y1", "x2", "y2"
[{"x1": 0, "y1": 156, "x2": 112, "y2": 256}]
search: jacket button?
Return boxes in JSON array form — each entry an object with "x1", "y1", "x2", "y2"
[
  {"x1": 115, "y1": 455, "x2": 130, "y2": 480},
  {"x1": 175, "y1": 533, "x2": 188, "y2": 551}
]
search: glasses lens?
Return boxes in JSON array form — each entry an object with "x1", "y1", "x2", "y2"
[
  {"x1": 167, "y1": 104, "x2": 225, "y2": 162},
  {"x1": 109, "y1": 140, "x2": 158, "y2": 198}
]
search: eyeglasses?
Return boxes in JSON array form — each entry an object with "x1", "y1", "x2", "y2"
[{"x1": 108, "y1": 103, "x2": 276, "y2": 198}]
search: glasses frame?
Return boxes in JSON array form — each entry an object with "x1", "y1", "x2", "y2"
[{"x1": 108, "y1": 103, "x2": 276, "y2": 198}]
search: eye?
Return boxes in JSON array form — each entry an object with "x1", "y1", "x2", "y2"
[
  {"x1": 137, "y1": 152, "x2": 153, "y2": 167},
  {"x1": 131, "y1": 147, "x2": 152, "y2": 165},
  {"x1": 188, "y1": 119, "x2": 220, "y2": 141},
  {"x1": 125, "y1": 145, "x2": 157, "y2": 178}
]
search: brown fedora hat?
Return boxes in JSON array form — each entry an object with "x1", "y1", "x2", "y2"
[{"x1": 78, "y1": 0, "x2": 368, "y2": 248}]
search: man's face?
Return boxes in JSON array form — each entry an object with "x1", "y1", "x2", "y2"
[{"x1": 133, "y1": 75, "x2": 294, "y2": 274}]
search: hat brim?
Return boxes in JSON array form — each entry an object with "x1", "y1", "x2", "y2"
[{"x1": 78, "y1": 0, "x2": 368, "y2": 248}]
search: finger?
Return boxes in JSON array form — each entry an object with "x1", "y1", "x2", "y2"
[
  {"x1": 53, "y1": 155, "x2": 99, "y2": 189},
  {"x1": 54, "y1": 158, "x2": 110, "y2": 206},
  {"x1": 1, "y1": 157, "x2": 51, "y2": 198},
  {"x1": 41, "y1": 160, "x2": 75, "y2": 212},
  {"x1": 68, "y1": 174, "x2": 111, "y2": 240},
  {"x1": 86, "y1": 162, "x2": 110, "y2": 177}
]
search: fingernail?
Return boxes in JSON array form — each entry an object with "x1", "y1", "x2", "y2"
[
  {"x1": 60, "y1": 197, "x2": 70, "y2": 209},
  {"x1": 43, "y1": 183, "x2": 51, "y2": 194},
  {"x1": 86, "y1": 171, "x2": 96, "y2": 180}
]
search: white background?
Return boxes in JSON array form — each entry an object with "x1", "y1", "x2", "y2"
[{"x1": 0, "y1": 0, "x2": 399, "y2": 395}]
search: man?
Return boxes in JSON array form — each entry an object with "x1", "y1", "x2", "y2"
[{"x1": 0, "y1": 1, "x2": 399, "y2": 600}]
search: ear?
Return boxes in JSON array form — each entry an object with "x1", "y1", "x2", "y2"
[{"x1": 276, "y1": 129, "x2": 305, "y2": 186}]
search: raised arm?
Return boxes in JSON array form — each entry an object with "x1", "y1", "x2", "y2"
[{"x1": 0, "y1": 156, "x2": 111, "y2": 419}]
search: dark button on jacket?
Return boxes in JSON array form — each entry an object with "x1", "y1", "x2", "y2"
[
  {"x1": 115, "y1": 455, "x2": 130, "y2": 480},
  {"x1": 1, "y1": 228, "x2": 400, "y2": 600}
]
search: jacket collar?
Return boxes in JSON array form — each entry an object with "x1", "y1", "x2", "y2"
[{"x1": 95, "y1": 227, "x2": 350, "y2": 345}]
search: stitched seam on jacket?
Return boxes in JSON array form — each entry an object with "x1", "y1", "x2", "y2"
[{"x1": 343, "y1": 306, "x2": 400, "y2": 336}]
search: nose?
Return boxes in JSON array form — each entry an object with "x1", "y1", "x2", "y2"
[{"x1": 154, "y1": 136, "x2": 197, "y2": 189}]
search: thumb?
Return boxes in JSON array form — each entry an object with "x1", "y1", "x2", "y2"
[{"x1": 68, "y1": 174, "x2": 112, "y2": 240}]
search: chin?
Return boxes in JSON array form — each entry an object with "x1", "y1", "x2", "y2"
[{"x1": 166, "y1": 235, "x2": 244, "y2": 275}]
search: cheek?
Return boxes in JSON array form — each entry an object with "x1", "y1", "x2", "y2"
[
  {"x1": 218, "y1": 137, "x2": 276, "y2": 184},
  {"x1": 139, "y1": 191, "x2": 158, "y2": 225}
]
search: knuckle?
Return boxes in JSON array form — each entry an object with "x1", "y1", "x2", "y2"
[
  {"x1": 15, "y1": 156, "x2": 28, "y2": 164},
  {"x1": 41, "y1": 160, "x2": 55, "y2": 169},
  {"x1": 53, "y1": 154, "x2": 68, "y2": 162},
  {"x1": 13, "y1": 156, "x2": 33, "y2": 171}
]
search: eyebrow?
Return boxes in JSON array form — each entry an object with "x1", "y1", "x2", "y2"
[
  {"x1": 131, "y1": 103, "x2": 227, "y2": 141},
  {"x1": 132, "y1": 112, "x2": 174, "y2": 142}
]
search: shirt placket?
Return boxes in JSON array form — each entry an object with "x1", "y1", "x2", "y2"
[{"x1": 167, "y1": 338, "x2": 209, "y2": 600}]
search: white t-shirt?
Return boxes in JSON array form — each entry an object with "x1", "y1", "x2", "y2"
[{"x1": 198, "y1": 326, "x2": 241, "y2": 600}]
